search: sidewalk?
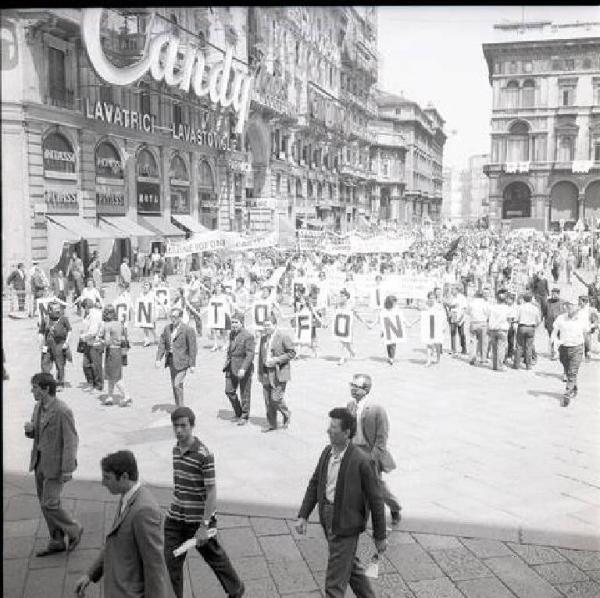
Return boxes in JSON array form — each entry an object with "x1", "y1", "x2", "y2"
[{"x1": 4, "y1": 473, "x2": 600, "y2": 598}]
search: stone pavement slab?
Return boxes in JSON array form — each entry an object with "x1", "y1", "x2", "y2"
[{"x1": 3, "y1": 475, "x2": 600, "y2": 598}]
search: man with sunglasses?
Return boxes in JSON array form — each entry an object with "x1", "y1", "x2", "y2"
[
  {"x1": 346, "y1": 373, "x2": 402, "y2": 527},
  {"x1": 156, "y1": 308, "x2": 197, "y2": 406}
]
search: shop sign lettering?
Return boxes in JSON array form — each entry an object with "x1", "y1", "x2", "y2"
[
  {"x1": 96, "y1": 187, "x2": 125, "y2": 206},
  {"x1": 171, "y1": 123, "x2": 233, "y2": 150},
  {"x1": 86, "y1": 98, "x2": 155, "y2": 133},
  {"x1": 45, "y1": 189, "x2": 79, "y2": 211},
  {"x1": 82, "y1": 8, "x2": 253, "y2": 134},
  {"x1": 43, "y1": 149, "x2": 75, "y2": 162}
]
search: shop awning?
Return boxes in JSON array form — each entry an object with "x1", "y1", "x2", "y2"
[
  {"x1": 99, "y1": 216, "x2": 155, "y2": 238},
  {"x1": 46, "y1": 215, "x2": 113, "y2": 240},
  {"x1": 137, "y1": 215, "x2": 186, "y2": 238},
  {"x1": 171, "y1": 215, "x2": 210, "y2": 235}
]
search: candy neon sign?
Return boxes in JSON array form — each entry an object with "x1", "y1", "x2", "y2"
[{"x1": 82, "y1": 9, "x2": 253, "y2": 134}]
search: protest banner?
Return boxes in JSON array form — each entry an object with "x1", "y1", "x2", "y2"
[
  {"x1": 294, "y1": 309, "x2": 313, "y2": 345},
  {"x1": 333, "y1": 309, "x2": 353, "y2": 342},
  {"x1": 293, "y1": 278, "x2": 308, "y2": 298},
  {"x1": 134, "y1": 297, "x2": 155, "y2": 328},
  {"x1": 36, "y1": 297, "x2": 56, "y2": 325},
  {"x1": 113, "y1": 296, "x2": 132, "y2": 323},
  {"x1": 208, "y1": 297, "x2": 230, "y2": 329},
  {"x1": 154, "y1": 287, "x2": 171, "y2": 319},
  {"x1": 381, "y1": 310, "x2": 408, "y2": 345}
]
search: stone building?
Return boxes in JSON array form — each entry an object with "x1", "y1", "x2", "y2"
[
  {"x1": 482, "y1": 20, "x2": 600, "y2": 231},
  {"x1": 374, "y1": 90, "x2": 446, "y2": 222},
  {"x1": 461, "y1": 154, "x2": 490, "y2": 223}
]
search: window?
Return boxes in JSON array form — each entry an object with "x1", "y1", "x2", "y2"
[
  {"x1": 507, "y1": 121, "x2": 529, "y2": 162},
  {"x1": 523, "y1": 61, "x2": 533, "y2": 73},
  {"x1": 564, "y1": 59, "x2": 575, "y2": 71},
  {"x1": 593, "y1": 81, "x2": 600, "y2": 106},
  {"x1": 173, "y1": 103, "x2": 182, "y2": 127},
  {"x1": 99, "y1": 85, "x2": 112, "y2": 103},
  {"x1": 583, "y1": 58, "x2": 592, "y2": 69},
  {"x1": 594, "y1": 142, "x2": 600, "y2": 162},
  {"x1": 509, "y1": 61, "x2": 518, "y2": 74},
  {"x1": 505, "y1": 80, "x2": 520, "y2": 109},
  {"x1": 276, "y1": 174, "x2": 281, "y2": 194},
  {"x1": 48, "y1": 47, "x2": 66, "y2": 103},
  {"x1": 532, "y1": 135, "x2": 547, "y2": 162},
  {"x1": 522, "y1": 79, "x2": 535, "y2": 108},
  {"x1": 561, "y1": 87, "x2": 575, "y2": 107},
  {"x1": 139, "y1": 83, "x2": 151, "y2": 115},
  {"x1": 557, "y1": 136, "x2": 575, "y2": 162},
  {"x1": 382, "y1": 160, "x2": 390, "y2": 177}
]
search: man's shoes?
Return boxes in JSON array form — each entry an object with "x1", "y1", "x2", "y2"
[
  {"x1": 237, "y1": 418, "x2": 248, "y2": 426},
  {"x1": 562, "y1": 374, "x2": 568, "y2": 382},
  {"x1": 261, "y1": 426, "x2": 277, "y2": 433},
  {"x1": 231, "y1": 581, "x2": 245, "y2": 597},
  {"x1": 120, "y1": 397, "x2": 132, "y2": 407},
  {"x1": 68, "y1": 526, "x2": 84, "y2": 552},
  {"x1": 390, "y1": 510, "x2": 401, "y2": 526},
  {"x1": 561, "y1": 394, "x2": 571, "y2": 407},
  {"x1": 102, "y1": 397, "x2": 114, "y2": 406},
  {"x1": 469, "y1": 358, "x2": 476, "y2": 366},
  {"x1": 229, "y1": 415, "x2": 240, "y2": 423},
  {"x1": 36, "y1": 542, "x2": 66, "y2": 557}
]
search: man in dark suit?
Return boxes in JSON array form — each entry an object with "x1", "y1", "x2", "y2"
[
  {"x1": 347, "y1": 374, "x2": 401, "y2": 527},
  {"x1": 7, "y1": 262, "x2": 27, "y2": 311},
  {"x1": 257, "y1": 312, "x2": 296, "y2": 432},
  {"x1": 296, "y1": 407, "x2": 387, "y2": 598},
  {"x1": 223, "y1": 311, "x2": 255, "y2": 425},
  {"x1": 156, "y1": 307, "x2": 197, "y2": 406},
  {"x1": 74, "y1": 450, "x2": 168, "y2": 598},
  {"x1": 24, "y1": 372, "x2": 83, "y2": 557}
]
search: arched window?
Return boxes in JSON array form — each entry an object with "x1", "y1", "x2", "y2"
[
  {"x1": 137, "y1": 148, "x2": 159, "y2": 178},
  {"x1": 198, "y1": 160, "x2": 214, "y2": 189},
  {"x1": 96, "y1": 141, "x2": 123, "y2": 179},
  {"x1": 522, "y1": 79, "x2": 535, "y2": 108},
  {"x1": 43, "y1": 132, "x2": 76, "y2": 175},
  {"x1": 507, "y1": 121, "x2": 529, "y2": 162},
  {"x1": 505, "y1": 80, "x2": 520, "y2": 109},
  {"x1": 170, "y1": 154, "x2": 190, "y2": 215}
]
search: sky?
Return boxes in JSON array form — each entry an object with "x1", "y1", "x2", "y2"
[{"x1": 377, "y1": 5, "x2": 600, "y2": 170}]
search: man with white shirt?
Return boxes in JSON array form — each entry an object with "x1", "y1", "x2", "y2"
[
  {"x1": 551, "y1": 300, "x2": 587, "y2": 406},
  {"x1": 75, "y1": 450, "x2": 168, "y2": 597},
  {"x1": 346, "y1": 374, "x2": 401, "y2": 526},
  {"x1": 487, "y1": 291, "x2": 512, "y2": 371},
  {"x1": 445, "y1": 284, "x2": 468, "y2": 355},
  {"x1": 514, "y1": 292, "x2": 541, "y2": 370},
  {"x1": 467, "y1": 289, "x2": 491, "y2": 365}
]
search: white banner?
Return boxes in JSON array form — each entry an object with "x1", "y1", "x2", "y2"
[
  {"x1": 252, "y1": 301, "x2": 270, "y2": 330},
  {"x1": 208, "y1": 297, "x2": 230, "y2": 329},
  {"x1": 154, "y1": 287, "x2": 171, "y2": 319},
  {"x1": 113, "y1": 295, "x2": 133, "y2": 323},
  {"x1": 420, "y1": 308, "x2": 447, "y2": 344}
]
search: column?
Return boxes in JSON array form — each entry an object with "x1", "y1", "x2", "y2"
[
  {"x1": 190, "y1": 151, "x2": 199, "y2": 221},
  {"x1": 161, "y1": 146, "x2": 171, "y2": 223}
]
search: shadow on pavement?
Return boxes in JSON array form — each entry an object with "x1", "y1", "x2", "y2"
[{"x1": 527, "y1": 389, "x2": 564, "y2": 404}]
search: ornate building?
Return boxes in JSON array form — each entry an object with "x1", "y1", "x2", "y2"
[
  {"x1": 461, "y1": 154, "x2": 490, "y2": 223},
  {"x1": 483, "y1": 20, "x2": 600, "y2": 231},
  {"x1": 373, "y1": 90, "x2": 446, "y2": 222}
]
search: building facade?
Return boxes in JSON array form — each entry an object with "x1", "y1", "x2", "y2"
[
  {"x1": 460, "y1": 153, "x2": 490, "y2": 223},
  {"x1": 373, "y1": 91, "x2": 446, "y2": 223},
  {"x1": 482, "y1": 20, "x2": 600, "y2": 231}
]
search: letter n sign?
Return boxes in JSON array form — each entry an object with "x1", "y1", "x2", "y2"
[
  {"x1": 383, "y1": 314, "x2": 406, "y2": 345},
  {"x1": 135, "y1": 298, "x2": 154, "y2": 328},
  {"x1": 333, "y1": 310, "x2": 352, "y2": 342}
]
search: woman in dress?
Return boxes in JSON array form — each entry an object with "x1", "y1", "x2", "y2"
[{"x1": 100, "y1": 305, "x2": 131, "y2": 407}]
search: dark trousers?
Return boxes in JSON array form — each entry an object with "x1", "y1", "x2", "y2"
[
  {"x1": 163, "y1": 518, "x2": 243, "y2": 598},
  {"x1": 83, "y1": 344, "x2": 103, "y2": 390},
  {"x1": 551, "y1": 265, "x2": 560, "y2": 282},
  {"x1": 225, "y1": 372, "x2": 252, "y2": 419},
  {"x1": 514, "y1": 325, "x2": 535, "y2": 369},
  {"x1": 16, "y1": 290, "x2": 26, "y2": 311},
  {"x1": 583, "y1": 332, "x2": 591, "y2": 358},
  {"x1": 488, "y1": 329, "x2": 508, "y2": 370},
  {"x1": 559, "y1": 345, "x2": 583, "y2": 393},
  {"x1": 322, "y1": 502, "x2": 376, "y2": 598},
  {"x1": 262, "y1": 381, "x2": 290, "y2": 429},
  {"x1": 35, "y1": 468, "x2": 79, "y2": 544},
  {"x1": 166, "y1": 354, "x2": 187, "y2": 406},
  {"x1": 41, "y1": 345, "x2": 66, "y2": 385},
  {"x1": 506, "y1": 325, "x2": 516, "y2": 359},
  {"x1": 449, "y1": 322, "x2": 467, "y2": 353}
]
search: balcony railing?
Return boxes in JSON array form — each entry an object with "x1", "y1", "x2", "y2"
[{"x1": 44, "y1": 89, "x2": 75, "y2": 110}]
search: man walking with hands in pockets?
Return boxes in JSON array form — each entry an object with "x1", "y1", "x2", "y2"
[{"x1": 295, "y1": 407, "x2": 387, "y2": 598}]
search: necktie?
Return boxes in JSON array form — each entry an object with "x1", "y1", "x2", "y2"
[{"x1": 113, "y1": 496, "x2": 124, "y2": 526}]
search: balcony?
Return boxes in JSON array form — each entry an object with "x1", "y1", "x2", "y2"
[{"x1": 44, "y1": 89, "x2": 75, "y2": 110}]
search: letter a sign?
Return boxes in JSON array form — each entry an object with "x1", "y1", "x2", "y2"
[{"x1": 333, "y1": 309, "x2": 353, "y2": 342}]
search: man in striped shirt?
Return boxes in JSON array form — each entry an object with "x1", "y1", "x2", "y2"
[{"x1": 164, "y1": 407, "x2": 244, "y2": 598}]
